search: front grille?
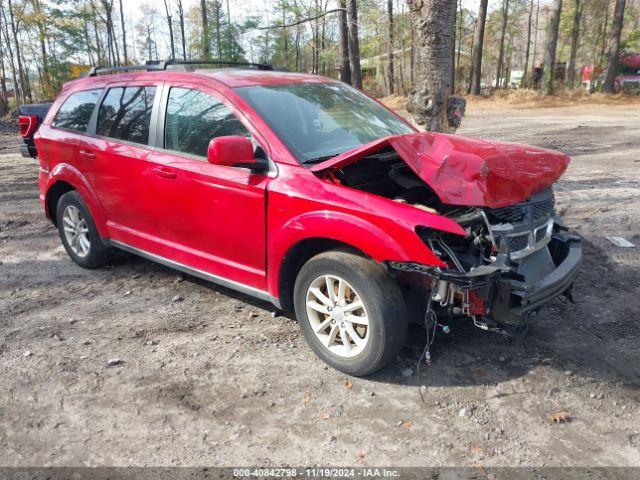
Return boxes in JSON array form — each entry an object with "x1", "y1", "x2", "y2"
[
  {"x1": 486, "y1": 189, "x2": 555, "y2": 257},
  {"x1": 532, "y1": 197, "x2": 555, "y2": 221},
  {"x1": 507, "y1": 233, "x2": 529, "y2": 251},
  {"x1": 487, "y1": 205, "x2": 525, "y2": 224},
  {"x1": 486, "y1": 189, "x2": 555, "y2": 226}
]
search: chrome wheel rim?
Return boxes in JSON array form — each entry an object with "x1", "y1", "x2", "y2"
[
  {"x1": 62, "y1": 205, "x2": 90, "y2": 258},
  {"x1": 305, "y1": 274, "x2": 369, "y2": 358}
]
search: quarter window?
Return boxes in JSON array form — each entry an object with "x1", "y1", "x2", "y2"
[
  {"x1": 52, "y1": 89, "x2": 102, "y2": 132},
  {"x1": 97, "y1": 86, "x2": 156, "y2": 144},
  {"x1": 164, "y1": 87, "x2": 249, "y2": 157}
]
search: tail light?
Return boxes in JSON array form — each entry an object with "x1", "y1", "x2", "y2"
[{"x1": 18, "y1": 114, "x2": 39, "y2": 138}]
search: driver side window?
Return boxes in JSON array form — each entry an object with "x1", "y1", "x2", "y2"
[{"x1": 164, "y1": 87, "x2": 250, "y2": 157}]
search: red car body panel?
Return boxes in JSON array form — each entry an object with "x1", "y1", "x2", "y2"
[
  {"x1": 312, "y1": 132, "x2": 570, "y2": 209},
  {"x1": 34, "y1": 69, "x2": 569, "y2": 305}
]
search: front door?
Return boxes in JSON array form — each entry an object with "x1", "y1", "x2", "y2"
[{"x1": 148, "y1": 86, "x2": 269, "y2": 290}]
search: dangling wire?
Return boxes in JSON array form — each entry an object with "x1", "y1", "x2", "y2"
[{"x1": 417, "y1": 282, "x2": 439, "y2": 403}]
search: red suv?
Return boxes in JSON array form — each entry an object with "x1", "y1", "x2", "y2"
[{"x1": 31, "y1": 62, "x2": 581, "y2": 375}]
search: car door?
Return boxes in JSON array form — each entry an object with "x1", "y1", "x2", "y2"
[
  {"x1": 83, "y1": 82, "x2": 165, "y2": 253},
  {"x1": 148, "y1": 84, "x2": 269, "y2": 291}
]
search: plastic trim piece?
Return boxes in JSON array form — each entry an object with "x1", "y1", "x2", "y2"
[{"x1": 106, "y1": 239, "x2": 281, "y2": 309}]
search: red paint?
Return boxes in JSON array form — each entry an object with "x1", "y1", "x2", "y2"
[
  {"x1": 19, "y1": 115, "x2": 39, "y2": 138},
  {"x1": 207, "y1": 135, "x2": 255, "y2": 167},
  {"x1": 35, "y1": 70, "x2": 571, "y2": 304},
  {"x1": 621, "y1": 54, "x2": 640, "y2": 68},
  {"x1": 312, "y1": 132, "x2": 570, "y2": 209}
]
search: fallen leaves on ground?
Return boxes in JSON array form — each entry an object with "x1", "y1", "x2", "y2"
[
  {"x1": 398, "y1": 419, "x2": 413, "y2": 429},
  {"x1": 549, "y1": 411, "x2": 571, "y2": 423},
  {"x1": 302, "y1": 391, "x2": 311, "y2": 405},
  {"x1": 344, "y1": 380, "x2": 353, "y2": 390}
]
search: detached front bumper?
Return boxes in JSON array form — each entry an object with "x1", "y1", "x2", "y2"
[{"x1": 388, "y1": 234, "x2": 582, "y2": 334}]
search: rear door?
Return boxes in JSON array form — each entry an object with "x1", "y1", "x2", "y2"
[
  {"x1": 83, "y1": 82, "x2": 164, "y2": 252},
  {"x1": 148, "y1": 84, "x2": 269, "y2": 290}
]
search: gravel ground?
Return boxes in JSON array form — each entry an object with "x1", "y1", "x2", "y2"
[
  {"x1": 0, "y1": 112, "x2": 20, "y2": 155},
  {"x1": 0, "y1": 103, "x2": 639, "y2": 467}
]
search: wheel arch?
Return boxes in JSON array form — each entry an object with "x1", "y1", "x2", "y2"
[
  {"x1": 45, "y1": 180, "x2": 75, "y2": 226},
  {"x1": 277, "y1": 237, "x2": 368, "y2": 312},
  {"x1": 44, "y1": 165, "x2": 109, "y2": 236}
]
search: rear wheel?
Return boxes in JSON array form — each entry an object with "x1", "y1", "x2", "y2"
[
  {"x1": 56, "y1": 191, "x2": 112, "y2": 269},
  {"x1": 293, "y1": 251, "x2": 407, "y2": 376}
]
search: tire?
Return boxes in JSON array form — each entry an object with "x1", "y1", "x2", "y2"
[
  {"x1": 56, "y1": 191, "x2": 112, "y2": 269},
  {"x1": 293, "y1": 250, "x2": 407, "y2": 376}
]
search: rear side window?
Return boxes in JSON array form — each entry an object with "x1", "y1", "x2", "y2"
[
  {"x1": 164, "y1": 87, "x2": 249, "y2": 157},
  {"x1": 52, "y1": 89, "x2": 102, "y2": 132},
  {"x1": 97, "y1": 86, "x2": 156, "y2": 144}
]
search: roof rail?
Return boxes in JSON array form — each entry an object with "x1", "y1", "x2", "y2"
[
  {"x1": 86, "y1": 59, "x2": 274, "y2": 77},
  {"x1": 160, "y1": 60, "x2": 274, "y2": 71}
]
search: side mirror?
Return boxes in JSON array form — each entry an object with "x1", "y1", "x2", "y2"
[{"x1": 207, "y1": 135, "x2": 268, "y2": 172}]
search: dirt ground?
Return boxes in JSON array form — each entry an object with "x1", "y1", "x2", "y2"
[{"x1": 1, "y1": 101, "x2": 639, "y2": 468}]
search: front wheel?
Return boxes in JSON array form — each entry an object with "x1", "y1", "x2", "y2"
[{"x1": 293, "y1": 251, "x2": 407, "y2": 376}]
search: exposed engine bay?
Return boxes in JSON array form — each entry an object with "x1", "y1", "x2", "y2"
[{"x1": 322, "y1": 148, "x2": 582, "y2": 335}]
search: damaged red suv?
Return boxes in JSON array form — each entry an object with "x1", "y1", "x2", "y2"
[{"x1": 31, "y1": 62, "x2": 581, "y2": 375}]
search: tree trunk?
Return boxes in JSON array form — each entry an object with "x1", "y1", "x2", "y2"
[
  {"x1": 466, "y1": 18, "x2": 476, "y2": 94},
  {"x1": 1, "y1": 7, "x2": 21, "y2": 105},
  {"x1": 338, "y1": 0, "x2": 351, "y2": 83},
  {"x1": 528, "y1": 0, "x2": 540, "y2": 88},
  {"x1": 31, "y1": 0, "x2": 53, "y2": 98},
  {"x1": 7, "y1": 0, "x2": 31, "y2": 102},
  {"x1": 598, "y1": 4, "x2": 610, "y2": 66},
  {"x1": 455, "y1": 0, "x2": 463, "y2": 73},
  {"x1": 214, "y1": 1, "x2": 222, "y2": 59},
  {"x1": 119, "y1": 0, "x2": 128, "y2": 64},
  {"x1": 603, "y1": 0, "x2": 626, "y2": 93},
  {"x1": 90, "y1": 0, "x2": 103, "y2": 65},
  {"x1": 386, "y1": 0, "x2": 394, "y2": 95},
  {"x1": 163, "y1": 0, "x2": 176, "y2": 59},
  {"x1": 82, "y1": 12, "x2": 94, "y2": 66},
  {"x1": 470, "y1": 0, "x2": 488, "y2": 95},
  {"x1": 406, "y1": 0, "x2": 457, "y2": 131},
  {"x1": 0, "y1": 1, "x2": 8, "y2": 115},
  {"x1": 200, "y1": 0, "x2": 211, "y2": 60},
  {"x1": 541, "y1": 0, "x2": 563, "y2": 96},
  {"x1": 567, "y1": 0, "x2": 582, "y2": 87},
  {"x1": 521, "y1": 0, "x2": 534, "y2": 87},
  {"x1": 495, "y1": 0, "x2": 509, "y2": 89},
  {"x1": 226, "y1": 0, "x2": 233, "y2": 60},
  {"x1": 346, "y1": 0, "x2": 362, "y2": 89},
  {"x1": 176, "y1": 0, "x2": 187, "y2": 60}
]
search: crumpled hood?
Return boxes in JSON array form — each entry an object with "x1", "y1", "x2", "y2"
[{"x1": 311, "y1": 132, "x2": 571, "y2": 209}]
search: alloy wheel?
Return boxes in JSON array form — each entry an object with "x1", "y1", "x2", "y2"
[
  {"x1": 305, "y1": 274, "x2": 369, "y2": 358},
  {"x1": 62, "y1": 205, "x2": 91, "y2": 258}
]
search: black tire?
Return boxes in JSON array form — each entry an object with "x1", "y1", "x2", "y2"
[
  {"x1": 293, "y1": 251, "x2": 407, "y2": 376},
  {"x1": 56, "y1": 191, "x2": 112, "y2": 269}
]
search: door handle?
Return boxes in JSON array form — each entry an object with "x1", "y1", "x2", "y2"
[
  {"x1": 79, "y1": 150, "x2": 95, "y2": 160},
  {"x1": 153, "y1": 166, "x2": 177, "y2": 179}
]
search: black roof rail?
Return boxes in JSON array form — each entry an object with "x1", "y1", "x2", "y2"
[
  {"x1": 86, "y1": 59, "x2": 274, "y2": 77},
  {"x1": 161, "y1": 60, "x2": 274, "y2": 70}
]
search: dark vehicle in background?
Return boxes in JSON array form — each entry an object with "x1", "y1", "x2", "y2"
[{"x1": 18, "y1": 103, "x2": 52, "y2": 158}]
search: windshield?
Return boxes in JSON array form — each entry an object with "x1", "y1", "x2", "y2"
[{"x1": 235, "y1": 82, "x2": 414, "y2": 165}]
